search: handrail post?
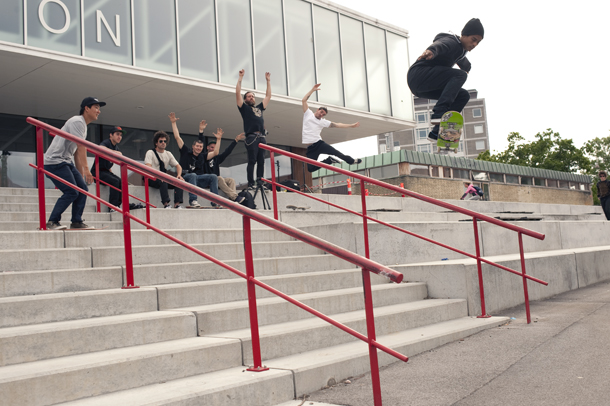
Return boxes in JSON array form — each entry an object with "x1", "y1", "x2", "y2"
[
  {"x1": 243, "y1": 216, "x2": 269, "y2": 372},
  {"x1": 120, "y1": 163, "x2": 138, "y2": 289},
  {"x1": 145, "y1": 176, "x2": 151, "y2": 229},
  {"x1": 362, "y1": 267, "x2": 383, "y2": 406},
  {"x1": 518, "y1": 233, "x2": 532, "y2": 324},
  {"x1": 36, "y1": 127, "x2": 47, "y2": 230},
  {"x1": 95, "y1": 155, "x2": 101, "y2": 213},
  {"x1": 360, "y1": 181, "x2": 370, "y2": 259},
  {"x1": 472, "y1": 218, "x2": 489, "y2": 318},
  {"x1": 270, "y1": 151, "x2": 278, "y2": 220}
]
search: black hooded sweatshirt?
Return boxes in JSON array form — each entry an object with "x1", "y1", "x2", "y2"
[{"x1": 410, "y1": 33, "x2": 471, "y2": 73}]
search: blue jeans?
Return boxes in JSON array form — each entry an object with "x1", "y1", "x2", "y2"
[
  {"x1": 183, "y1": 173, "x2": 218, "y2": 203},
  {"x1": 44, "y1": 162, "x2": 88, "y2": 223}
]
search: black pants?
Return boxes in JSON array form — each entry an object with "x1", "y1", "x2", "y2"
[
  {"x1": 245, "y1": 134, "x2": 266, "y2": 185},
  {"x1": 601, "y1": 196, "x2": 610, "y2": 220},
  {"x1": 147, "y1": 178, "x2": 183, "y2": 206},
  {"x1": 407, "y1": 65, "x2": 470, "y2": 117},
  {"x1": 306, "y1": 140, "x2": 355, "y2": 172},
  {"x1": 98, "y1": 170, "x2": 122, "y2": 208}
]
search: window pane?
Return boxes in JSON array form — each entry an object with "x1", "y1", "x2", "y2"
[
  {"x1": 285, "y1": 0, "x2": 316, "y2": 99},
  {"x1": 28, "y1": 0, "x2": 81, "y2": 55},
  {"x1": 474, "y1": 125, "x2": 484, "y2": 134},
  {"x1": 416, "y1": 112, "x2": 427, "y2": 123},
  {"x1": 534, "y1": 178, "x2": 545, "y2": 186},
  {"x1": 340, "y1": 16, "x2": 367, "y2": 111},
  {"x1": 521, "y1": 177, "x2": 533, "y2": 185},
  {"x1": 134, "y1": 0, "x2": 177, "y2": 73},
  {"x1": 387, "y1": 32, "x2": 412, "y2": 120},
  {"x1": 364, "y1": 24, "x2": 390, "y2": 115},
  {"x1": 178, "y1": 0, "x2": 217, "y2": 81},
  {"x1": 218, "y1": 0, "x2": 254, "y2": 88},
  {"x1": 416, "y1": 128, "x2": 427, "y2": 140},
  {"x1": 506, "y1": 175, "x2": 519, "y2": 184},
  {"x1": 0, "y1": 1, "x2": 23, "y2": 44},
  {"x1": 410, "y1": 164, "x2": 428, "y2": 176},
  {"x1": 313, "y1": 6, "x2": 343, "y2": 106},
  {"x1": 253, "y1": 0, "x2": 287, "y2": 95},
  {"x1": 473, "y1": 108, "x2": 482, "y2": 117},
  {"x1": 475, "y1": 140, "x2": 485, "y2": 150},
  {"x1": 84, "y1": 0, "x2": 132, "y2": 65},
  {"x1": 453, "y1": 169, "x2": 469, "y2": 179},
  {"x1": 490, "y1": 173, "x2": 504, "y2": 182}
]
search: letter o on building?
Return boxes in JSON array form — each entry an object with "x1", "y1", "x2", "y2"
[{"x1": 38, "y1": 0, "x2": 71, "y2": 34}]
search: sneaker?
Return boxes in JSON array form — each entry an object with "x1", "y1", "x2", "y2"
[
  {"x1": 235, "y1": 196, "x2": 246, "y2": 204},
  {"x1": 247, "y1": 183, "x2": 256, "y2": 191},
  {"x1": 321, "y1": 156, "x2": 341, "y2": 165},
  {"x1": 164, "y1": 204, "x2": 172, "y2": 209},
  {"x1": 174, "y1": 205, "x2": 184, "y2": 209},
  {"x1": 353, "y1": 158, "x2": 363, "y2": 165},
  {"x1": 427, "y1": 131, "x2": 438, "y2": 142},
  {"x1": 109, "y1": 208, "x2": 116, "y2": 213},
  {"x1": 46, "y1": 221, "x2": 67, "y2": 230},
  {"x1": 189, "y1": 200, "x2": 201, "y2": 208},
  {"x1": 70, "y1": 222, "x2": 95, "y2": 230},
  {"x1": 430, "y1": 113, "x2": 443, "y2": 125}
]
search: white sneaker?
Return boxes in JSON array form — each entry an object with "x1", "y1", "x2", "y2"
[
  {"x1": 164, "y1": 204, "x2": 172, "y2": 209},
  {"x1": 189, "y1": 200, "x2": 201, "y2": 208},
  {"x1": 174, "y1": 205, "x2": 184, "y2": 209}
]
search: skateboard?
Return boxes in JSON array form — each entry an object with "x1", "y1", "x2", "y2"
[
  {"x1": 286, "y1": 205, "x2": 310, "y2": 211},
  {"x1": 437, "y1": 111, "x2": 463, "y2": 154}
]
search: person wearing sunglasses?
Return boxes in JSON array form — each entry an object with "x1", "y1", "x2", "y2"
[
  {"x1": 144, "y1": 131, "x2": 184, "y2": 209},
  {"x1": 597, "y1": 171, "x2": 610, "y2": 220}
]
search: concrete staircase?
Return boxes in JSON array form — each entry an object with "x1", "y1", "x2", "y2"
[{"x1": 2, "y1": 186, "x2": 607, "y2": 405}]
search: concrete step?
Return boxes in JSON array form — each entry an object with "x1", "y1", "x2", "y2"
[
  {"x1": 0, "y1": 202, "x2": 98, "y2": 213},
  {"x1": 155, "y1": 268, "x2": 389, "y2": 309},
  {"x1": 0, "y1": 211, "x2": 113, "y2": 222},
  {"x1": 131, "y1": 253, "x2": 355, "y2": 286},
  {"x1": 91, "y1": 241, "x2": 325, "y2": 267},
  {"x1": 0, "y1": 187, "x2": 62, "y2": 197},
  {"x1": 0, "y1": 311, "x2": 196, "y2": 366},
  {"x1": 177, "y1": 282, "x2": 428, "y2": 335},
  {"x1": 0, "y1": 288, "x2": 158, "y2": 328},
  {"x1": 55, "y1": 316, "x2": 508, "y2": 406},
  {"x1": 0, "y1": 220, "x2": 124, "y2": 231},
  {"x1": 0, "y1": 195, "x2": 101, "y2": 204},
  {"x1": 0, "y1": 266, "x2": 123, "y2": 298},
  {"x1": 0, "y1": 247, "x2": 94, "y2": 272},
  {"x1": 0, "y1": 336, "x2": 242, "y2": 406},
  {"x1": 223, "y1": 299, "x2": 467, "y2": 365}
]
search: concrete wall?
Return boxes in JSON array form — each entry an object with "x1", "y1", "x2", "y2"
[{"x1": 355, "y1": 175, "x2": 593, "y2": 206}]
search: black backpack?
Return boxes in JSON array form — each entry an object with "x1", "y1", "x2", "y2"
[
  {"x1": 473, "y1": 186, "x2": 484, "y2": 197},
  {"x1": 237, "y1": 190, "x2": 256, "y2": 210}
]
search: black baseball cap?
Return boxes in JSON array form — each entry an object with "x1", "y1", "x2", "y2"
[
  {"x1": 110, "y1": 126, "x2": 126, "y2": 135},
  {"x1": 80, "y1": 97, "x2": 106, "y2": 108}
]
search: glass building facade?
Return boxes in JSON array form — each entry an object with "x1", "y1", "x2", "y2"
[{"x1": 0, "y1": 0, "x2": 412, "y2": 188}]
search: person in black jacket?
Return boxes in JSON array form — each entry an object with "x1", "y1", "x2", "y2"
[
  {"x1": 597, "y1": 171, "x2": 610, "y2": 220},
  {"x1": 407, "y1": 18, "x2": 484, "y2": 142},
  {"x1": 90, "y1": 126, "x2": 124, "y2": 212},
  {"x1": 203, "y1": 130, "x2": 246, "y2": 204}
]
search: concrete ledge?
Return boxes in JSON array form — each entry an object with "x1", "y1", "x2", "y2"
[{"x1": 394, "y1": 246, "x2": 610, "y2": 316}]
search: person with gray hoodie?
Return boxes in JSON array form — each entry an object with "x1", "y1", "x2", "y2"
[{"x1": 407, "y1": 18, "x2": 484, "y2": 142}]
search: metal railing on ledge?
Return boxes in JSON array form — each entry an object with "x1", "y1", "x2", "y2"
[
  {"x1": 260, "y1": 144, "x2": 548, "y2": 325},
  {"x1": 28, "y1": 117, "x2": 403, "y2": 406}
]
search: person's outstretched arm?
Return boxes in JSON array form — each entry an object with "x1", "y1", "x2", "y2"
[
  {"x1": 262, "y1": 72, "x2": 272, "y2": 109},
  {"x1": 236, "y1": 69, "x2": 245, "y2": 108},
  {"x1": 205, "y1": 128, "x2": 224, "y2": 160},
  {"x1": 330, "y1": 121, "x2": 360, "y2": 129},
  {"x1": 169, "y1": 112, "x2": 184, "y2": 150},
  {"x1": 302, "y1": 84, "x2": 321, "y2": 113}
]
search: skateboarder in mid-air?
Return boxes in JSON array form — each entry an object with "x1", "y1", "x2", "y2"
[{"x1": 407, "y1": 18, "x2": 484, "y2": 142}]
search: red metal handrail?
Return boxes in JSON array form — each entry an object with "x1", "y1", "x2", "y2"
[
  {"x1": 260, "y1": 144, "x2": 548, "y2": 325},
  {"x1": 28, "y1": 117, "x2": 405, "y2": 406}
]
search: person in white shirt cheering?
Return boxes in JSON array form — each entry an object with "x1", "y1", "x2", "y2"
[{"x1": 302, "y1": 84, "x2": 362, "y2": 172}]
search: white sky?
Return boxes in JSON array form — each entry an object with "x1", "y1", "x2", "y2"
[{"x1": 329, "y1": 0, "x2": 610, "y2": 159}]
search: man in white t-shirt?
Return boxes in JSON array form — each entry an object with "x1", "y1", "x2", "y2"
[
  {"x1": 144, "y1": 131, "x2": 184, "y2": 209},
  {"x1": 302, "y1": 84, "x2": 362, "y2": 172}
]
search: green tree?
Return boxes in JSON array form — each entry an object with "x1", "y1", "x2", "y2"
[
  {"x1": 477, "y1": 129, "x2": 591, "y2": 174},
  {"x1": 582, "y1": 135, "x2": 610, "y2": 205}
]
